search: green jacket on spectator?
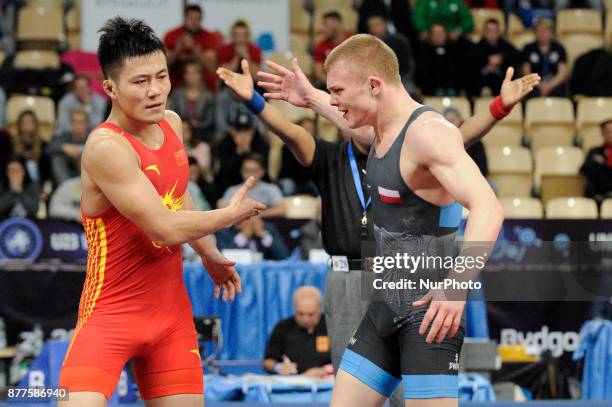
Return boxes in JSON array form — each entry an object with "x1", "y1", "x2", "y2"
[{"x1": 412, "y1": 0, "x2": 474, "y2": 35}]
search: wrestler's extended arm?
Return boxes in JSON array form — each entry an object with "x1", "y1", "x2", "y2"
[
  {"x1": 82, "y1": 129, "x2": 265, "y2": 247},
  {"x1": 459, "y1": 67, "x2": 540, "y2": 147},
  {"x1": 217, "y1": 60, "x2": 317, "y2": 167},
  {"x1": 165, "y1": 110, "x2": 242, "y2": 301},
  {"x1": 258, "y1": 60, "x2": 540, "y2": 149}
]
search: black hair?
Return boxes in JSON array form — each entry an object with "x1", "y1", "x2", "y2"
[
  {"x1": 323, "y1": 11, "x2": 342, "y2": 21},
  {"x1": 185, "y1": 5, "x2": 202, "y2": 15},
  {"x1": 242, "y1": 153, "x2": 265, "y2": 169},
  {"x1": 97, "y1": 16, "x2": 166, "y2": 79},
  {"x1": 484, "y1": 18, "x2": 500, "y2": 27},
  {"x1": 367, "y1": 14, "x2": 387, "y2": 22}
]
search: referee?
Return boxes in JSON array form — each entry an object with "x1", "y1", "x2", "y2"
[{"x1": 217, "y1": 58, "x2": 538, "y2": 390}]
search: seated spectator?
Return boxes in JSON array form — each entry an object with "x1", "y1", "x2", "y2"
[
  {"x1": 188, "y1": 157, "x2": 212, "y2": 211},
  {"x1": 313, "y1": 11, "x2": 351, "y2": 88},
  {"x1": 580, "y1": 119, "x2": 612, "y2": 200},
  {"x1": 215, "y1": 105, "x2": 269, "y2": 194},
  {"x1": 521, "y1": 19, "x2": 569, "y2": 97},
  {"x1": 163, "y1": 4, "x2": 222, "y2": 92},
  {"x1": 507, "y1": 0, "x2": 555, "y2": 28},
  {"x1": 220, "y1": 153, "x2": 285, "y2": 217},
  {"x1": 279, "y1": 117, "x2": 318, "y2": 196},
  {"x1": 367, "y1": 14, "x2": 414, "y2": 90},
  {"x1": 263, "y1": 287, "x2": 332, "y2": 378},
  {"x1": 215, "y1": 216, "x2": 289, "y2": 260},
  {"x1": 169, "y1": 62, "x2": 215, "y2": 141},
  {"x1": 0, "y1": 156, "x2": 39, "y2": 218},
  {"x1": 57, "y1": 74, "x2": 107, "y2": 132},
  {"x1": 357, "y1": 0, "x2": 416, "y2": 44},
  {"x1": 48, "y1": 176, "x2": 81, "y2": 223},
  {"x1": 182, "y1": 121, "x2": 217, "y2": 206},
  {"x1": 48, "y1": 109, "x2": 89, "y2": 185},
  {"x1": 413, "y1": 0, "x2": 474, "y2": 42},
  {"x1": 444, "y1": 108, "x2": 488, "y2": 176},
  {"x1": 470, "y1": 18, "x2": 519, "y2": 96},
  {"x1": 415, "y1": 24, "x2": 462, "y2": 96},
  {"x1": 11, "y1": 110, "x2": 51, "y2": 185},
  {"x1": 571, "y1": 40, "x2": 612, "y2": 97},
  {"x1": 218, "y1": 20, "x2": 261, "y2": 79}
]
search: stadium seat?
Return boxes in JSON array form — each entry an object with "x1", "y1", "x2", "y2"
[
  {"x1": 14, "y1": 50, "x2": 60, "y2": 69},
  {"x1": 576, "y1": 97, "x2": 612, "y2": 146},
  {"x1": 65, "y1": 6, "x2": 80, "y2": 32},
  {"x1": 524, "y1": 97, "x2": 575, "y2": 151},
  {"x1": 601, "y1": 198, "x2": 612, "y2": 219},
  {"x1": 475, "y1": 97, "x2": 523, "y2": 148},
  {"x1": 507, "y1": 13, "x2": 526, "y2": 37},
  {"x1": 534, "y1": 146, "x2": 584, "y2": 198},
  {"x1": 290, "y1": 33, "x2": 311, "y2": 55},
  {"x1": 557, "y1": 9, "x2": 602, "y2": 38},
  {"x1": 545, "y1": 197, "x2": 598, "y2": 219},
  {"x1": 562, "y1": 34, "x2": 604, "y2": 70},
  {"x1": 313, "y1": 6, "x2": 358, "y2": 40},
  {"x1": 487, "y1": 146, "x2": 533, "y2": 197},
  {"x1": 313, "y1": 0, "x2": 355, "y2": 10},
  {"x1": 26, "y1": 0, "x2": 64, "y2": 7},
  {"x1": 17, "y1": 6, "x2": 64, "y2": 44},
  {"x1": 509, "y1": 31, "x2": 535, "y2": 50},
  {"x1": 285, "y1": 195, "x2": 320, "y2": 219},
  {"x1": 581, "y1": 131, "x2": 604, "y2": 153},
  {"x1": 0, "y1": 50, "x2": 5, "y2": 66},
  {"x1": 423, "y1": 97, "x2": 471, "y2": 120},
  {"x1": 290, "y1": 0, "x2": 310, "y2": 34},
  {"x1": 7, "y1": 95, "x2": 56, "y2": 141},
  {"x1": 471, "y1": 8, "x2": 505, "y2": 40},
  {"x1": 317, "y1": 116, "x2": 340, "y2": 142},
  {"x1": 499, "y1": 197, "x2": 543, "y2": 219}
]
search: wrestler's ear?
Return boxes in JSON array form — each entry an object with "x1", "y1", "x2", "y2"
[
  {"x1": 369, "y1": 76, "x2": 383, "y2": 97},
  {"x1": 103, "y1": 79, "x2": 116, "y2": 99}
]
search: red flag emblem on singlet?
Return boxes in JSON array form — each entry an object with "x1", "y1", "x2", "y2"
[
  {"x1": 378, "y1": 186, "x2": 402, "y2": 204},
  {"x1": 174, "y1": 150, "x2": 188, "y2": 166}
]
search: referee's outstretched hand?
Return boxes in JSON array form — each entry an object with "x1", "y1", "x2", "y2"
[
  {"x1": 257, "y1": 58, "x2": 315, "y2": 109},
  {"x1": 216, "y1": 59, "x2": 255, "y2": 102}
]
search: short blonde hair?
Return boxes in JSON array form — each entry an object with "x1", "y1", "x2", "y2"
[{"x1": 323, "y1": 34, "x2": 401, "y2": 85}]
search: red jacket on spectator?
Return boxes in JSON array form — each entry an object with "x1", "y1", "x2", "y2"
[
  {"x1": 217, "y1": 42, "x2": 262, "y2": 66},
  {"x1": 313, "y1": 34, "x2": 351, "y2": 64}
]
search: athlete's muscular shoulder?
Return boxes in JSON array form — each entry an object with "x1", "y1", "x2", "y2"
[
  {"x1": 407, "y1": 111, "x2": 464, "y2": 166},
  {"x1": 163, "y1": 110, "x2": 184, "y2": 143},
  {"x1": 82, "y1": 127, "x2": 140, "y2": 175}
]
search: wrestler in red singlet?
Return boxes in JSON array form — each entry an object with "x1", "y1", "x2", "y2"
[
  {"x1": 60, "y1": 119, "x2": 202, "y2": 400},
  {"x1": 58, "y1": 17, "x2": 265, "y2": 406}
]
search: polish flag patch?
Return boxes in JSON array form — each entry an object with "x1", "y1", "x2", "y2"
[{"x1": 378, "y1": 186, "x2": 402, "y2": 204}]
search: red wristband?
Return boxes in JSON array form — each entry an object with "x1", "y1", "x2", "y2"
[{"x1": 489, "y1": 95, "x2": 513, "y2": 120}]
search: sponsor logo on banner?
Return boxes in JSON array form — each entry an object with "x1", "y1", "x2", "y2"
[
  {"x1": 500, "y1": 326, "x2": 580, "y2": 357},
  {"x1": 0, "y1": 218, "x2": 43, "y2": 261}
]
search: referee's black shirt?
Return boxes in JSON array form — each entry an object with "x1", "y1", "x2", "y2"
[{"x1": 302, "y1": 139, "x2": 373, "y2": 259}]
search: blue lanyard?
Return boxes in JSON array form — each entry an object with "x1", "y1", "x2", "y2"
[{"x1": 347, "y1": 142, "x2": 371, "y2": 214}]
